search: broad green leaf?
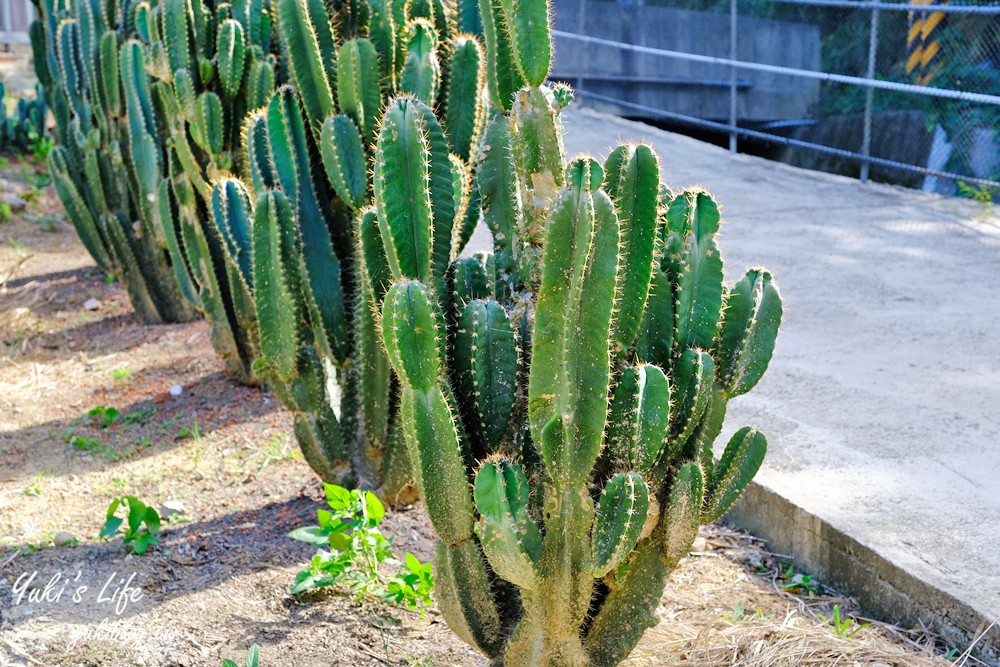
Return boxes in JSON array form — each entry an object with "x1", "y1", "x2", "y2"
[{"x1": 287, "y1": 526, "x2": 328, "y2": 546}]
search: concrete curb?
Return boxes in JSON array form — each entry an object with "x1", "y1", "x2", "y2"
[{"x1": 728, "y1": 481, "x2": 1000, "y2": 666}]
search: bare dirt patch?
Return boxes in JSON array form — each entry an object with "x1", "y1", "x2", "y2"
[{"x1": 0, "y1": 166, "x2": 955, "y2": 666}]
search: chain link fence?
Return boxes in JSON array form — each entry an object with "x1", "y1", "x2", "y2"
[{"x1": 551, "y1": 0, "x2": 1000, "y2": 198}]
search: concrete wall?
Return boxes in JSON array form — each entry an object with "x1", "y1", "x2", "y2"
[{"x1": 551, "y1": 0, "x2": 822, "y2": 122}]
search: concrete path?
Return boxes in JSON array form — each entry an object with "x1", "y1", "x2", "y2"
[{"x1": 562, "y1": 108, "x2": 1000, "y2": 661}]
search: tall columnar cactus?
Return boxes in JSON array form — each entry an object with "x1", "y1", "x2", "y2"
[
  {"x1": 132, "y1": 0, "x2": 279, "y2": 384},
  {"x1": 371, "y1": 0, "x2": 782, "y2": 663},
  {"x1": 38, "y1": 0, "x2": 199, "y2": 325},
  {"x1": 227, "y1": 0, "x2": 487, "y2": 494}
]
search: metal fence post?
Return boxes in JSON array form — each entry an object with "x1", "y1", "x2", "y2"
[
  {"x1": 729, "y1": 0, "x2": 738, "y2": 153},
  {"x1": 577, "y1": 0, "x2": 588, "y2": 93},
  {"x1": 861, "y1": 7, "x2": 879, "y2": 183}
]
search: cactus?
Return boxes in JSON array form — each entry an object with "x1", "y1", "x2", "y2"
[
  {"x1": 371, "y1": 1, "x2": 783, "y2": 663},
  {"x1": 34, "y1": 0, "x2": 269, "y2": 376},
  {"x1": 40, "y1": 0, "x2": 488, "y2": 488},
  {"x1": 0, "y1": 82, "x2": 49, "y2": 154},
  {"x1": 35, "y1": 0, "x2": 199, "y2": 325},
  {"x1": 140, "y1": 0, "x2": 281, "y2": 385},
  {"x1": 225, "y1": 0, "x2": 487, "y2": 494}
]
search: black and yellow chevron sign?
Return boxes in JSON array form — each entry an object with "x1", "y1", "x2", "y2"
[{"x1": 907, "y1": 0, "x2": 947, "y2": 85}]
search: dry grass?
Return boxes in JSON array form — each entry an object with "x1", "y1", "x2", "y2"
[{"x1": 625, "y1": 524, "x2": 960, "y2": 667}]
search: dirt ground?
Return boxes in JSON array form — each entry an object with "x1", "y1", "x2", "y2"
[{"x1": 0, "y1": 160, "x2": 959, "y2": 666}]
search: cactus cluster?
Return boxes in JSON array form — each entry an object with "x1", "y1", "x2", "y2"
[
  {"x1": 34, "y1": 0, "x2": 276, "y2": 379},
  {"x1": 35, "y1": 0, "x2": 490, "y2": 487},
  {"x1": 37, "y1": 0, "x2": 785, "y2": 657},
  {"x1": 0, "y1": 82, "x2": 49, "y2": 154},
  {"x1": 35, "y1": 0, "x2": 200, "y2": 325},
  {"x1": 138, "y1": 0, "x2": 281, "y2": 384},
  {"x1": 369, "y1": 0, "x2": 783, "y2": 663},
  {"x1": 219, "y1": 0, "x2": 488, "y2": 491}
]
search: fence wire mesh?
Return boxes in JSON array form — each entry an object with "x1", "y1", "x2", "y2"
[{"x1": 551, "y1": 0, "x2": 1000, "y2": 197}]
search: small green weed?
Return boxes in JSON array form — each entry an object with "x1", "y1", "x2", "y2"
[
  {"x1": 23, "y1": 473, "x2": 43, "y2": 496},
  {"x1": 29, "y1": 133, "x2": 53, "y2": 161},
  {"x1": 957, "y1": 180, "x2": 997, "y2": 205},
  {"x1": 238, "y1": 432, "x2": 299, "y2": 479},
  {"x1": 164, "y1": 512, "x2": 193, "y2": 525},
  {"x1": 16, "y1": 538, "x2": 53, "y2": 555},
  {"x1": 21, "y1": 165, "x2": 51, "y2": 188},
  {"x1": 37, "y1": 213, "x2": 63, "y2": 232},
  {"x1": 778, "y1": 561, "x2": 820, "y2": 594},
  {"x1": 817, "y1": 605, "x2": 870, "y2": 638},
  {"x1": 721, "y1": 601, "x2": 768, "y2": 623},
  {"x1": 0, "y1": 202, "x2": 12, "y2": 223},
  {"x1": 66, "y1": 432, "x2": 120, "y2": 460},
  {"x1": 88, "y1": 405, "x2": 120, "y2": 428},
  {"x1": 5, "y1": 235, "x2": 26, "y2": 256},
  {"x1": 222, "y1": 643, "x2": 260, "y2": 667},
  {"x1": 110, "y1": 367, "x2": 132, "y2": 385},
  {"x1": 180, "y1": 422, "x2": 205, "y2": 468},
  {"x1": 123, "y1": 406, "x2": 158, "y2": 426},
  {"x1": 100, "y1": 496, "x2": 161, "y2": 555},
  {"x1": 290, "y1": 484, "x2": 434, "y2": 615},
  {"x1": 176, "y1": 422, "x2": 200, "y2": 440}
]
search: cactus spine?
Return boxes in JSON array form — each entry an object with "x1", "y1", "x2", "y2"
[{"x1": 372, "y1": 0, "x2": 783, "y2": 663}]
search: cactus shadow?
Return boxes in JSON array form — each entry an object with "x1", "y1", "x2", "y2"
[
  {"x1": 8, "y1": 312, "x2": 160, "y2": 362},
  {"x1": 0, "y1": 367, "x2": 284, "y2": 484},
  {"x1": 3, "y1": 266, "x2": 100, "y2": 290},
  {"x1": 0, "y1": 496, "x2": 320, "y2": 627}
]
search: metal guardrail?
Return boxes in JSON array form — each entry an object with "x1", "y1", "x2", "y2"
[
  {"x1": 0, "y1": 0, "x2": 34, "y2": 45},
  {"x1": 553, "y1": 0, "x2": 1000, "y2": 192}
]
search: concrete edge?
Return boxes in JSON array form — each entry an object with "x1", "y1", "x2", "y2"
[{"x1": 727, "y1": 480, "x2": 1000, "y2": 666}]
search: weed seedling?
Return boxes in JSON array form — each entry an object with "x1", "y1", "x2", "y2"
[
  {"x1": 181, "y1": 423, "x2": 205, "y2": 468},
  {"x1": 110, "y1": 367, "x2": 132, "y2": 385},
  {"x1": 238, "y1": 432, "x2": 299, "y2": 479},
  {"x1": 5, "y1": 235, "x2": 27, "y2": 257},
  {"x1": 222, "y1": 643, "x2": 260, "y2": 667},
  {"x1": 88, "y1": 405, "x2": 120, "y2": 428},
  {"x1": 176, "y1": 422, "x2": 200, "y2": 441},
  {"x1": 100, "y1": 496, "x2": 161, "y2": 555},
  {"x1": 817, "y1": 605, "x2": 870, "y2": 638},
  {"x1": 22, "y1": 472, "x2": 45, "y2": 496},
  {"x1": 124, "y1": 406, "x2": 157, "y2": 426},
  {"x1": 37, "y1": 213, "x2": 62, "y2": 232},
  {"x1": 67, "y1": 433, "x2": 120, "y2": 461},
  {"x1": 723, "y1": 601, "x2": 745, "y2": 623},
  {"x1": 778, "y1": 561, "x2": 820, "y2": 594},
  {"x1": 722, "y1": 601, "x2": 769, "y2": 624},
  {"x1": 289, "y1": 484, "x2": 434, "y2": 615}
]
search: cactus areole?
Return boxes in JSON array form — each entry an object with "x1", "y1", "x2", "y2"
[{"x1": 372, "y1": 0, "x2": 783, "y2": 664}]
